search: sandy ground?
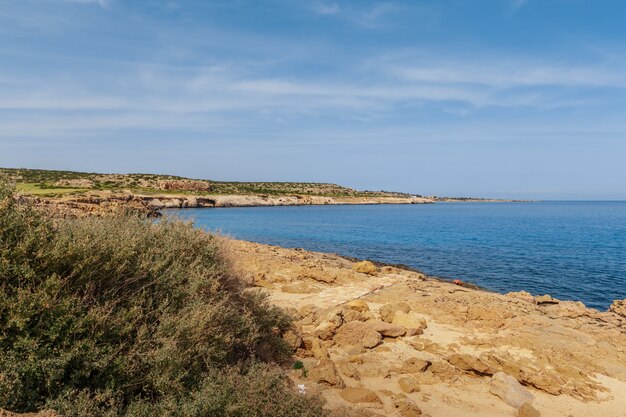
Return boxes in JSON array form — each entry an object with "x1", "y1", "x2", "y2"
[{"x1": 228, "y1": 239, "x2": 626, "y2": 417}]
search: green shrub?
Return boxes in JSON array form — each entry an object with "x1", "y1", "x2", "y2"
[{"x1": 0, "y1": 180, "x2": 334, "y2": 417}]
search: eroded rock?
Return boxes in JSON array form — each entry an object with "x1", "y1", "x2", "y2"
[
  {"x1": 490, "y1": 372, "x2": 534, "y2": 409},
  {"x1": 340, "y1": 387, "x2": 382, "y2": 404},
  {"x1": 334, "y1": 321, "x2": 381, "y2": 349},
  {"x1": 379, "y1": 302, "x2": 411, "y2": 323},
  {"x1": 353, "y1": 260, "x2": 378, "y2": 275}
]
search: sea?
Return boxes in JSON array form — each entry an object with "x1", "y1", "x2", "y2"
[{"x1": 167, "y1": 201, "x2": 626, "y2": 310}]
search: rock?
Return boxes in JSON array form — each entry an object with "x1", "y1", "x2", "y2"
[
  {"x1": 379, "y1": 302, "x2": 411, "y2": 323},
  {"x1": 301, "y1": 269, "x2": 336, "y2": 284},
  {"x1": 299, "y1": 304, "x2": 322, "y2": 325},
  {"x1": 182, "y1": 197, "x2": 198, "y2": 208},
  {"x1": 398, "y1": 376, "x2": 420, "y2": 393},
  {"x1": 339, "y1": 387, "x2": 382, "y2": 404},
  {"x1": 357, "y1": 362, "x2": 392, "y2": 379},
  {"x1": 535, "y1": 294, "x2": 559, "y2": 305},
  {"x1": 147, "y1": 198, "x2": 164, "y2": 209},
  {"x1": 401, "y1": 357, "x2": 431, "y2": 373},
  {"x1": 281, "y1": 282, "x2": 318, "y2": 294},
  {"x1": 310, "y1": 337, "x2": 329, "y2": 360},
  {"x1": 353, "y1": 260, "x2": 378, "y2": 275},
  {"x1": 333, "y1": 321, "x2": 381, "y2": 349},
  {"x1": 516, "y1": 403, "x2": 541, "y2": 417},
  {"x1": 394, "y1": 397, "x2": 423, "y2": 417},
  {"x1": 429, "y1": 360, "x2": 459, "y2": 381},
  {"x1": 369, "y1": 320, "x2": 407, "y2": 337},
  {"x1": 447, "y1": 353, "x2": 493, "y2": 375},
  {"x1": 506, "y1": 291, "x2": 535, "y2": 303},
  {"x1": 342, "y1": 301, "x2": 372, "y2": 322},
  {"x1": 282, "y1": 328, "x2": 303, "y2": 351},
  {"x1": 490, "y1": 372, "x2": 535, "y2": 409},
  {"x1": 392, "y1": 312, "x2": 427, "y2": 335},
  {"x1": 609, "y1": 299, "x2": 626, "y2": 317},
  {"x1": 309, "y1": 358, "x2": 345, "y2": 388},
  {"x1": 314, "y1": 310, "x2": 343, "y2": 340}
]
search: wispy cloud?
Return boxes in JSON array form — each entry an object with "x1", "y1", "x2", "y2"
[{"x1": 312, "y1": 2, "x2": 340, "y2": 16}]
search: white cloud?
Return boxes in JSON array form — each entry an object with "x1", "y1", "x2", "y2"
[{"x1": 313, "y1": 3, "x2": 340, "y2": 15}]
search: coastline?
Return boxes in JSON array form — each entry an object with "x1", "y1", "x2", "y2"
[
  {"x1": 10, "y1": 190, "x2": 626, "y2": 416},
  {"x1": 227, "y1": 237, "x2": 626, "y2": 417}
]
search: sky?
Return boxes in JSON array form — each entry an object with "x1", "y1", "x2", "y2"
[{"x1": 1, "y1": 0, "x2": 626, "y2": 199}]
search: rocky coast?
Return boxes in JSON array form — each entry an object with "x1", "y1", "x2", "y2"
[{"x1": 228, "y1": 239, "x2": 626, "y2": 417}]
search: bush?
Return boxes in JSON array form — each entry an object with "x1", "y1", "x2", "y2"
[{"x1": 0, "y1": 181, "x2": 334, "y2": 416}]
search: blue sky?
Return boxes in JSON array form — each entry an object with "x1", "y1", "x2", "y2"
[{"x1": 1, "y1": 0, "x2": 625, "y2": 199}]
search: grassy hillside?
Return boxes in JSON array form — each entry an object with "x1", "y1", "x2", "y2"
[
  {"x1": 1, "y1": 167, "x2": 413, "y2": 198},
  {"x1": 0, "y1": 181, "x2": 337, "y2": 417}
]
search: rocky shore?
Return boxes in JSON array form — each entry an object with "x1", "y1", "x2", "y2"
[{"x1": 227, "y1": 239, "x2": 626, "y2": 417}]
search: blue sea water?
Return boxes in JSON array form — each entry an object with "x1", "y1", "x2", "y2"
[{"x1": 167, "y1": 202, "x2": 626, "y2": 310}]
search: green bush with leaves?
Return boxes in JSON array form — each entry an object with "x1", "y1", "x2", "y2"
[{"x1": 0, "y1": 180, "x2": 333, "y2": 417}]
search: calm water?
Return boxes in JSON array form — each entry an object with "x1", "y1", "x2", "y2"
[{"x1": 167, "y1": 202, "x2": 626, "y2": 310}]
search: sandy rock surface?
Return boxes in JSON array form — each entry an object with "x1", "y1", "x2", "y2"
[{"x1": 228, "y1": 238, "x2": 626, "y2": 417}]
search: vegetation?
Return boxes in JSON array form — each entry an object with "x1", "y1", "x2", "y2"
[
  {"x1": 1, "y1": 167, "x2": 414, "y2": 198},
  {"x1": 0, "y1": 180, "x2": 336, "y2": 417}
]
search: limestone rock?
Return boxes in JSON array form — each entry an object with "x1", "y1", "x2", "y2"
[
  {"x1": 447, "y1": 353, "x2": 493, "y2": 375},
  {"x1": 342, "y1": 300, "x2": 372, "y2": 322},
  {"x1": 392, "y1": 312, "x2": 427, "y2": 335},
  {"x1": 429, "y1": 360, "x2": 459, "y2": 381},
  {"x1": 282, "y1": 328, "x2": 303, "y2": 351},
  {"x1": 398, "y1": 376, "x2": 420, "y2": 393},
  {"x1": 314, "y1": 310, "x2": 343, "y2": 340},
  {"x1": 334, "y1": 321, "x2": 382, "y2": 349},
  {"x1": 310, "y1": 337, "x2": 329, "y2": 360},
  {"x1": 281, "y1": 282, "x2": 318, "y2": 294},
  {"x1": 401, "y1": 357, "x2": 431, "y2": 373},
  {"x1": 535, "y1": 294, "x2": 559, "y2": 305},
  {"x1": 490, "y1": 372, "x2": 534, "y2": 409},
  {"x1": 379, "y1": 302, "x2": 411, "y2": 323},
  {"x1": 353, "y1": 260, "x2": 378, "y2": 275},
  {"x1": 299, "y1": 304, "x2": 322, "y2": 325},
  {"x1": 516, "y1": 403, "x2": 541, "y2": 417},
  {"x1": 394, "y1": 397, "x2": 423, "y2": 417},
  {"x1": 369, "y1": 320, "x2": 407, "y2": 337},
  {"x1": 609, "y1": 299, "x2": 626, "y2": 317},
  {"x1": 357, "y1": 362, "x2": 391, "y2": 378},
  {"x1": 309, "y1": 358, "x2": 345, "y2": 388},
  {"x1": 506, "y1": 291, "x2": 535, "y2": 303},
  {"x1": 339, "y1": 387, "x2": 382, "y2": 404}
]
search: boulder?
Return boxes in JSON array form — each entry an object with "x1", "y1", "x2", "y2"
[
  {"x1": 490, "y1": 372, "x2": 535, "y2": 409},
  {"x1": 310, "y1": 337, "x2": 329, "y2": 360},
  {"x1": 392, "y1": 312, "x2": 427, "y2": 335},
  {"x1": 282, "y1": 328, "x2": 303, "y2": 351},
  {"x1": 339, "y1": 387, "x2": 382, "y2": 404},
  {"x1": 309, "y1": 359, "x2": 345, "y2": 388},
  {"x1": 314, "y1": 310, "x2": 343, "y2": 340},
  {"x1": 394, "y1": 397, "x2": 423, "y2": 417},
  {"x1": 369, "y1": 320, "x2": 407, "y2": 338},
  {"x1": 398, "y1": 376, "x2": 420, "y2": 393},
  {"x1": 401, "y1": 357, "x2": 431, "y2": 373},
  {"x1": 447, "y1": 353, "x2": 493, "y2": 375},
  {"x1": 379, "y1": 302, "x2": 411, "y2": 323},
  {"x1": 609, "y1": 299, "x2": 626, "y2": 317},
  {"x1": 299, "y1": 304, "x2": 322, "y2": 325},
  {"x1": 333, "y1": 321, "x2": 381, "y2": 349},
  {"x1": 516, "y1": 403, "x2": 541, "y2": 417},
  {"x1": 342, "y1": 301, "x2": 372, "y2": 322},
  {"x1": 353, "y1": 260, "x2": 378, "y2": 275}
]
